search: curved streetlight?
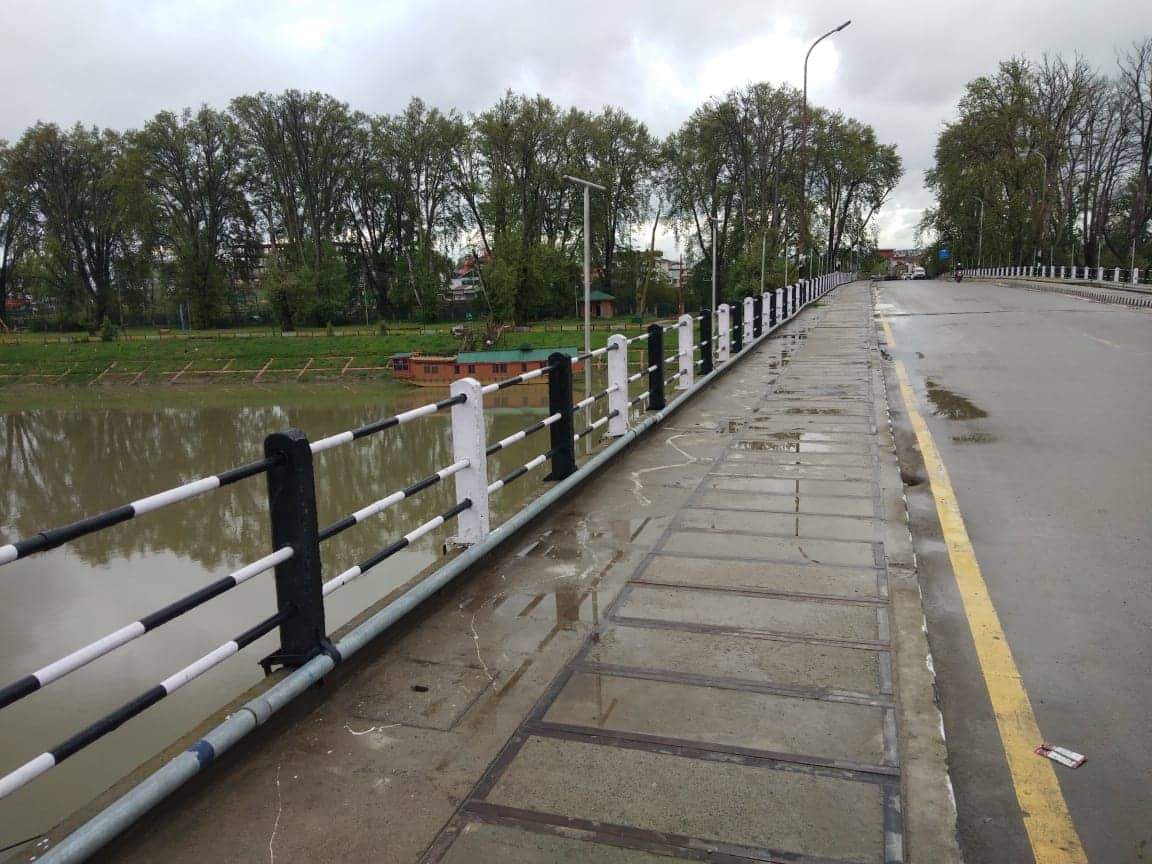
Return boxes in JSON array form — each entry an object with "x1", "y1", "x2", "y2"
[
  {"x1": 799, "y1": 19, "x2": 851, "y2": 267},
  {"x1": 563, "y1": 174, "x2": 605, "y2": 417},
  {"x1": 968, "y1": 196, "x2": 984, "y2": 270},
  {"x1": 1020, "y1": 150, "x2": 1048, "y2": 266}
]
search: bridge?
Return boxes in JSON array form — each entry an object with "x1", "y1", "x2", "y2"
[{"x1": 2, "y1": 270, "x2": 1149, "y2": 863}]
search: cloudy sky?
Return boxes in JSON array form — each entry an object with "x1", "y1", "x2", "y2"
[{"x1": 1, "y1": 0, "x2": 1148, "y2": 248}]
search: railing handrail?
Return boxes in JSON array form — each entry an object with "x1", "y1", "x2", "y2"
[{"x1": 0, "y1": 272, "x2": 856, "y2": 817}]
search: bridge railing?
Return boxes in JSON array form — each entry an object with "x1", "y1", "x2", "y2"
[
  {"x1": 0, "y1": 273, "x2": 855, "y2": 860},
  {"x1": 967, "y1": 264, "x2": 1151, "y2": 289}
]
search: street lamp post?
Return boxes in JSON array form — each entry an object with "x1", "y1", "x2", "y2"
[
  {"x1": 709, "y1": 214, "x2": 719, "y2": 313},
  {"x1": 968, "y1": 196, "x2": 985, "y2": 270},
  {"x1": 563, "y1": 175, "x2": 606, "y2": 415},
  {"x1": 800, "y1": 20, "x2": 851, "y2": 267},
  {"x1": 1022, "y1": 150, "x2": 1048, "y2": 267},
  {"x1": 760, "y1": 231, "x2": 767, "y2": 296}
]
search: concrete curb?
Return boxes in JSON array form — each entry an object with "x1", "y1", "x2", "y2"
[
  {"x1": 870, "y1": 286, "x2": 964, "y2": 864},
  {"x1": 997, "y1": 278, "x2": 1152, "y2": 309}
]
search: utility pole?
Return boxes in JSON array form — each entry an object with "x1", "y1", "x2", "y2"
[
  {"x1": 563, "y1": 175, "x2": 606, "y2": 420},
  {"x1": 710, "y1": 214, "x2": 719, "y2": 312}
]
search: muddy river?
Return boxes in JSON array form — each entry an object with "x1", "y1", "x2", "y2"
[{"x1": 0, "y1": 378, "x2": 612, "y2": 847}]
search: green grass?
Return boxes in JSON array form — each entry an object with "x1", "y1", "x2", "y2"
[{"x1": 0, "y1": 317, "x2": 657, "y2": 386}]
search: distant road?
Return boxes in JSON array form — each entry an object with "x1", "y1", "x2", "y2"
[{"x1": 879, "y1": 277, "x2": 1151, "y2": 864}]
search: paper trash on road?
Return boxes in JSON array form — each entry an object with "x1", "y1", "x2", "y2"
[{"x1": 1035, "y1": 743, "x2": 1086, "y2": 768}]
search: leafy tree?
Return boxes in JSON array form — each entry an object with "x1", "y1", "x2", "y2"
[
  {"x1": 0, "y1": 141, "x2": 34, "y2": 328},
  {"x1": 9, "y1": 123, "x2": 142, "y2": 327},
  {"x1": 928, "y1": 48, "x2": 1152, "y2": 270},
  {"x1": 231, "y1": 90, "x2": 359, "y2": 316},
  {"x1": 128, "y1": 107, "x2": 254, "y2": 327}
]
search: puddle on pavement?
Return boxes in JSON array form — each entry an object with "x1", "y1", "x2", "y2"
[
  {"x1": 785, "y1": 407, "x2": 844, "y2": 415},
  {"x1": 733, "y1": 439, "x2": 796, "y2": 451},
  {"x1": 952, "y1": 431, "x2": 996, "y2": 444},
  {"x1": 916, "y1": 352, "x2": 925, "y2": 359},
  {"x1": 924, "y1": 379, "x2": 988, "y2": 420},
  {"x1": 900, "y1": 469, "x2": 924, "y2": 487}
]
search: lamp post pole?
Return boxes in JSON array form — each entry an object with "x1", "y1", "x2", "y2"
[
  {"x1": 782, "y1": 216, "x2": 788, "y2": 286},
  {"x1": 800, "y1": 20, "x2": 852, "y2": 270},
  {"x1": 968, "y1": 196, "x2": 985, "y2": 270},
  {"x1": 710, "y1": 214, "x2": 719, "y2": 313},
  {"x1": 563, "y1": 175, "x2": 606, "y2": 420},
  {"x1": 760, "y1": 231, "x2": 767, "y2": 295},
  {"x1": 1021, "y1": 150, "x2": 1048, "y2": 268}
]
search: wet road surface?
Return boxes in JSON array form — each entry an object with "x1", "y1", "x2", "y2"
[{"x1": 879, "y1": 277, "x2": 1152, "y2": 864}]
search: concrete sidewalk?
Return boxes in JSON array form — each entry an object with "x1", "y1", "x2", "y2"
[{"x1": 82, "y1": 283, "x2": 960, "y2": 864}]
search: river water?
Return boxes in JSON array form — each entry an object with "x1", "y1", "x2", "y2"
[{"x1": 0, "y1": 377, "x2": 612, "y2": 848}]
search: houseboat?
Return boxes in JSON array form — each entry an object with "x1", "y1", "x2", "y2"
[{"x1": 390, "y1": 347, "x2": 584, "y2": 387}]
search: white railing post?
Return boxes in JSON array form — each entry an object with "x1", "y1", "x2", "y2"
[
  {"x1": 1112, "y1": 267, "x2": 1120, "y2": 282},
  {"x1": 717, "y1": 304, "x2": 731, "y2": 362},
  {"x1": 743, "y1": 297, "x2": 755, "y2": 344},
  {"x1": 1132, "y1": 268, "x2": 1140, "y2": 286},
  {"x1": 448, "y1": 377, "x2": 489, "y2": 545},
  {"x1": 606, "y1": 334, "x2": 629, "y2": 438},
  {"x1": 677, "y1": 314, "x2": 693, "y2": 390},
  {"x1": 761, "y1": 291, "x2": 770, "y2": 332},
  {"x1": 775, "y1": 287, "x2": 784, "y2": 323},
  {"x1": 1096, "y1": 265, "x2": 1104, "y2": 281}
]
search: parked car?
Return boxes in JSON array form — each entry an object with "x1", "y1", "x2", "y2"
[{"x1": 912, "y1": 266, "x2": 927, "y2": 280}]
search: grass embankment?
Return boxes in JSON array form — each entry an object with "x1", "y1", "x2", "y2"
[{"x1": 0, "y1": 319, "x2": 655, "y2": 387}]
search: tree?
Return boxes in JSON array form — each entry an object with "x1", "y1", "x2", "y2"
[
  {"x1": 665, "y1": 82, "x2": 898, "y2": 302},
  {"x1": 810, "y1": 113, "x2": 901, "y2": 267},
  {"x1": 387, "y1": 98, "x2": 467, "y2": 318},
  {"x1": 231, "y1": 90, "x2": 360, "y2": 322},
  {"x1": 0, "y1": 141, "x2": 33, "y2": 329},
  {"x1": 128, "y1": 107, "x2": 253, "y2": 326},
  {"x1": 928, "y1": 50, "x2": 1150, "y2": 270},
  {"x1": 10, "y1": 123, "x2": 142, "y2": 327}
]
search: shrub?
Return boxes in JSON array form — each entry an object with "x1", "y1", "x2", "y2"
[{"x1": 100, "y1": 316, "x2": 119, "y2": 342}]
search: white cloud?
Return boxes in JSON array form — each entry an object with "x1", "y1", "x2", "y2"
[{"x1": 2, "y1": 0, "x2": 1146, "y2": 249}]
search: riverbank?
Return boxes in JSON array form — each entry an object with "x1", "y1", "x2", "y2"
[{"x1": 0, "y1": 319, "x2": 652, "y2": 388}]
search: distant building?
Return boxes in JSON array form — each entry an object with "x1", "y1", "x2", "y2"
[
  {"x1": 875, "y1": 248, "x2": 923, "y2": 276},
  {"x1": 391, "y1": 347, "x2": 584, "y2": 387},
  {"x1": 588, "y1": 290, "x2": 615, "y2": 318},
  {"x1": 448, "y1": 259, "x2": 484, "y2": 303}
]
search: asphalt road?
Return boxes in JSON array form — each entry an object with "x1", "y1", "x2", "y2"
[{"x1": 879, "y1": 278, "x2": 1151, "y2": 864}]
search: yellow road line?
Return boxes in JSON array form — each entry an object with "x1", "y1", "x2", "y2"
[
  {"x1": 880, "y1": 316, "x2": 896, "y2": 347},
  {"x1": 890, "y1": 352, "x2": 1086, "y2": 863}
]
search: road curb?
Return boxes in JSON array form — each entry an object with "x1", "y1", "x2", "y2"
[{"x1": 870, "y1": 288, "x2": 964, "y2": 864}]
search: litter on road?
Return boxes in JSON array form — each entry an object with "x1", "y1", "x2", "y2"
[{"x1": 1035, "y1": 743, "x2": 1086, "y2": 769}]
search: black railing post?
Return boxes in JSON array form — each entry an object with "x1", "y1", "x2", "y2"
[
  {"x1": 700, "y1": 309, "x2": 713, "y2": 375},
  {"x1": 753, "y1": 295, "x2": 763, "y2": 338},
  {"x1": 647, "y1": 323, "x2": 666, "y2": 410},
  {"x1": 544, "y1": 352, "x2": 577, "y2": 481},
  {"x1": 732, "y1": 301, "x2": 743, "y2": 353},
  {"x1": 262, "y1": 429, "x2": 329, "y2": 673},
  {"x1": 769, "y1": 289, "x2": 777, "y2": 328}
]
